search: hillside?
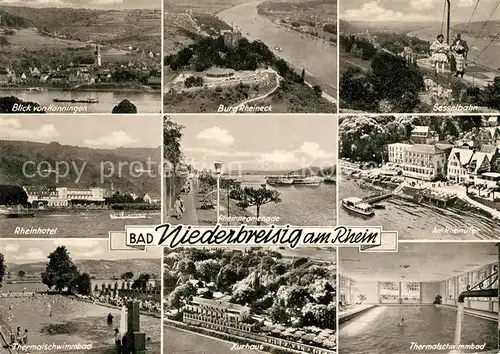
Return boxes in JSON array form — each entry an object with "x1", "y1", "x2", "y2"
[
  {"x1": 5, "y1": 258, "x2": 161, "y2": 279},
  {"x1": 0, "y1": 140, "x2": 161, "y2": 195},
  {"x1": 453, "y1": 20, "x2": 500, "y2": 40}
]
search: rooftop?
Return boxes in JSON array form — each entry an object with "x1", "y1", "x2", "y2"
[
  {"x1": 406, "y1": 144, "x2": 444, "y2": 155},
  {"x1": 450, "y1": 148, "x2": 474, "y2": 166},
  {"x1": 190, "y1": 296, "x2": 249, "y2": 313}
]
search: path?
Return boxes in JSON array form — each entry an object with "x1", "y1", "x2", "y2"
[
  {"x1": 169, "y1": 182, "x2": 198, "y2": 225},
  {"x1": 232, "y1": 70, "x2": 281, "y2": 113},
  {"x1": 304, "y1": 81, "x2": 337, "y2": 103}
]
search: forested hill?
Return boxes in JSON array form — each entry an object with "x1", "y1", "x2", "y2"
[
  {"x1": 0, "y1": 6, "x2": 102, "y2": 30},
  {"x1": 0, "y1": 140, "x2": 161, "y2": 194}
]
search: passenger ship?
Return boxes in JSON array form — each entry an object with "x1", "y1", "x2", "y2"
[
  {"x1": 341, "y1": 197, "x2": 374, "y2": 216},
  {"x1": 110, "y1": 212, "x2": 148, "y2": 220}
]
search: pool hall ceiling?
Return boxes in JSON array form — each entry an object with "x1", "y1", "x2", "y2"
[{"x1": 340, "y1": 242, "x2": 498, "y2": 282}]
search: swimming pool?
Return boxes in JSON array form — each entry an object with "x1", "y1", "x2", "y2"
[
  {"x1": 339, "y1": 305, "x2": 497, "y2": 353},
  {"x1": 0, "y1": 294, "x2": 160, "y2": 353}
]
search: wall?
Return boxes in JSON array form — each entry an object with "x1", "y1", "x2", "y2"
[
  {"x1": 421, "y1": 282, "x2": 441, "y2": 304},
  {"x1": 354, "y1": 281, "x2": 379, "y2": 304}
]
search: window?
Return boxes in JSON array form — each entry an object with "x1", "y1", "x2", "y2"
[
  {"x1": 448, "y1": 278, "x2": 456, "y2": 299},
  {"x1": 457, "y1": 274, "x2": 468, "y2": 295},
  {"x1": 471, "y1": 265, "x2": 492, "y2": 301},
  {"x1": 401, "y1": 282, "x2": 420, "y2": 301},
  {"x1": 379, "y1": 281, "x2": 399, "y2": 300}
]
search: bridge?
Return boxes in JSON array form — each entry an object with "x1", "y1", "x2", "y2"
[{"x1": 361, "y1": 183, "x2": 406, "y2": 204}]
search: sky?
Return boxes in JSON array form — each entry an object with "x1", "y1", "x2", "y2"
[
  {"x1": 341, "y1": 0, "x2": 499, "y2": 22},
  {"x1": 1, "y1": 115, "x2": 161, "y2": 148},
  {"x1": 0, "y1": 0, "x2": 160, "y2": 9},
  {"x1": 171, "y1": 115, "x2": 337, "y2": 173},
  {"x1": 1, "y1": 239, "x2": 160, "y2": 263}
]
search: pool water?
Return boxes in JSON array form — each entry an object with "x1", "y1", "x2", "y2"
[
  {"x1": 339, "y1": 305, "x2": 497, "y2": 353},
  {"x1": 0, "y1": 294, "x2": 160, "y2": 353}
]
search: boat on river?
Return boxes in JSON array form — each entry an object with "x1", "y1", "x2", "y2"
[
  {"x1": 292, "y1": 177, "x2": 321, "y2": 187},
  {"x1": 341, "y1": 197, "x2": 374, "y2": 216},
  {"x1": 53, "y1": 98, "x2": 99, "y2": 103},
  {"x1": 2, "y1": 205, "x2": 35, "y2": 218},
  {"x1": 110, "y1": 212, "x2": 148, "y2": 220}
]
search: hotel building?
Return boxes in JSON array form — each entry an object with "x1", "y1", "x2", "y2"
[
  {"x1": 24, "y1": 186, "x2": 106, "y2": 207},
  {"x1": 183, "y1": 297, "x2": 254, "y2": 332},
  {"x1": 401, "y1": 144, "x2": 447, "y2": 181}
]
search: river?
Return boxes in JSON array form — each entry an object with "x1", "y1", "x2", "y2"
[
  {"x1": 0, "y1": 211, "x2": 161, "y2": 238},
  {"x1": 218, "y1": 1, "x2": 337, "y2": 96},
  {"x1": 409, "y1": 28, "x2": 500, "y2": 72},
  {"x1": 240, "y1": 175, "x2": 336, "y2": 226},
  {"x1": 339, "y1": 178, "x2": 499, "y2": 240},
  {"x1": 0, "y1": 89, "x2": 161, "y2": 113}
]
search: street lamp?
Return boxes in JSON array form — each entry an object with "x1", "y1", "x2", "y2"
[{"x1": 214, "y1": 161, "x2": 223, "y2": 224}]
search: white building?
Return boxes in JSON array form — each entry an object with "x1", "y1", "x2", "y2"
[
  {"x1": 401, "y1": 144, "x2": 447, "y2": 181},
  {"x1": 143, "y1": 193, "x2": 161, "y2": 204},
  {"x1": 410, "y1": 126, "x2": 439, "y2": 145},
  {"x1": 24, "y1": 186, "x2": 106, "y2": 207},
  {"x1": 388, "y1": 143, "x2": 412, "y2": 164},
  {"x1": 447, "y1": 148, "x2": 475, "y2": 183}
]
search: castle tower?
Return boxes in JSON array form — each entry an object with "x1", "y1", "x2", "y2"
[{"x1": 95, "y1": 45, "x2": 102, "y2": 67}]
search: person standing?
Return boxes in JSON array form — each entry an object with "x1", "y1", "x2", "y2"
[
  {"x1": 114, "y1": 328, "x2": 121, "y2": 354},
  {"x1": 173, "y1": 196, "x2": 184, "y2": 220},
  {"x1": 453, "y1": 33, "x2": 469, "y2": 61}
]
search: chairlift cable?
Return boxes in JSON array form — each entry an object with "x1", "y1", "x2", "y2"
[
  {"x1": 469, "y1": 0, "x2": 500, "y2": 50},
  {"x1": 475, "y1": 32, "x2": 499, "y2": 60},
  {"x1": 465, "y1": 0, "x2": 481, "y2": 31}
]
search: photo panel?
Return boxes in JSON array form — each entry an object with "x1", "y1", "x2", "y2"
[
  {"x1": 163, "y1": 246, "x2": 336, "y2": 354},
  {"x1": 338, "y1": 242, "x2": 499, "y2": 354},
  {"x1": 338, "y1": 114, "x2": 500, "y2": 240},
  {"x1": 0, "y1": 0, "x2": 161, "y2": 114},
  {"x1": 163, "y1": 114, "x2": 337, "y2": 227},
  {"x1": 0, "y1": 115, "x2": 162, "y2": 238},
  {"x1": 163, "y1": 0, "x2": 337, "y2": 113},
  {"x1": 0, "y1": 238, "x2": 161, "y2": 353},
  {"x1": 338, "y1": 0, "x2": 499, "y2": 114}
]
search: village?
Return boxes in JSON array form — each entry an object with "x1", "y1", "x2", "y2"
[
  {"x1": 0, "y1": 44, "x2": 161, "y2": 89},
  {"x1": 339, "y1": 116, "x2": 500, "y2": 232}
]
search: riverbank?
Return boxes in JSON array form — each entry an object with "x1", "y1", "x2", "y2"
[
  {"x1": 0, "y1": 84, "x2": 160, "y2": 93},
  {"x1": 345, "y1": 172, "x2": 494, "y2": 219}
]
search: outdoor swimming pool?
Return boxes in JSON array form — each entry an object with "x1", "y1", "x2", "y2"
[
  {"x1": 339, "y1": 305, "x2": 497, "y2": 353},
  {"x1": 0, "y1": 294, "x2": 160, "y2": 353}
]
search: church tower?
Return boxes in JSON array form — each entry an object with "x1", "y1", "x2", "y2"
[{"x1": 95, "y1": 45, "x2": 102, "y2": 67}]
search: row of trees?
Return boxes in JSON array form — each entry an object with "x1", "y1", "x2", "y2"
[
  {"x1": 0, "y1": 185, "x2": 28, "y2": 205},
  {"x1": 164, "y1": 116, "x2": 185, "y2": 216}
]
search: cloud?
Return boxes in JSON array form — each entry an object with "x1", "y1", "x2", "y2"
[
  {"x1": 183, "y1": 147, "x2": 254, "y2": 157},
  {"x1": 84, "y1": 130, "x2": 136, "y2": 147},
  {"x1": 343, "y1": 1, "x2": 429, "y2": 21},
  {"x1": 2, "y1": 118, "x2": 59, "y2": 141},
  {"x1": 90, "y1": 0, "x2": 123, "y2": 3},
  {"x1": 457, "y1": 0, "x2": 474, "y2": 7},
  {"x1": 260, "y1": 150, "x2": 297, "y2": 165},
  {"x1": 196, "y1": 127, "x2": 234, "y2": 146},
  {"x1": 23, "y1": 249, "x2": 47, "y2": 262},
  {"x1": 52, "y1": 239, "x2": 102, "y2": 248},
  {"x1": 297, "y1": 142, "x2": 333, "y2": 159},
  {"x1": 3, "y1": 243, "x2": 20, "y2": 253},
  {"x1": 410, "y1": 0, "x2": 434, "y2": 10}
]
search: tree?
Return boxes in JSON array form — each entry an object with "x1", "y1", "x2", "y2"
[
  {"x1": 269, "y1": 303, "x2": 291, "y2": 325},
  {"x1": 120, "y1": 272, "x2": 134, "y2": 281},
  {"x1": 216, "y1": 264, "x2": 239, "y2": 292},
  {"x1": 73, "y1": 273, "x2": 92, "y2": 296},
  {"x1": 0, "y1": 36, "x2": 9, "y2": 45},
  {"x1": 312, "y1": 85, "x2": 322, "y2": 97},
  {"x1": 300, "y1": 69, "x2": 305, "y2": 83},
  {"x1": 230, "y1": 186, "x2": 282, "y2": 225},
  {"x1": 0, "y1": 253, "x2": 4, "y2": 288},
  {"x1": 169, "y1": 283, "x2": 197, "y2": 309},
  {"x1": 17, "y1": 270, "x2": 26, "y2": 280},
  {"x1": 132, "y1": 273, "x2": 151, "y2": 290},
  {"x1": 164, "y1": 117, "x2": 185, "y2": 215},
  {"x1": 0, "y1": 185, "x2": 28, "y2": 205},
  {"x1": 112, "y1": 99, "x2": 137, "y2": 113},
  {"x1": 41, "y1": 246, "x2": 79, "y2": 292},
  {"x1": 196, "y1": 259, "x2": 221, "y2": 283}
]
